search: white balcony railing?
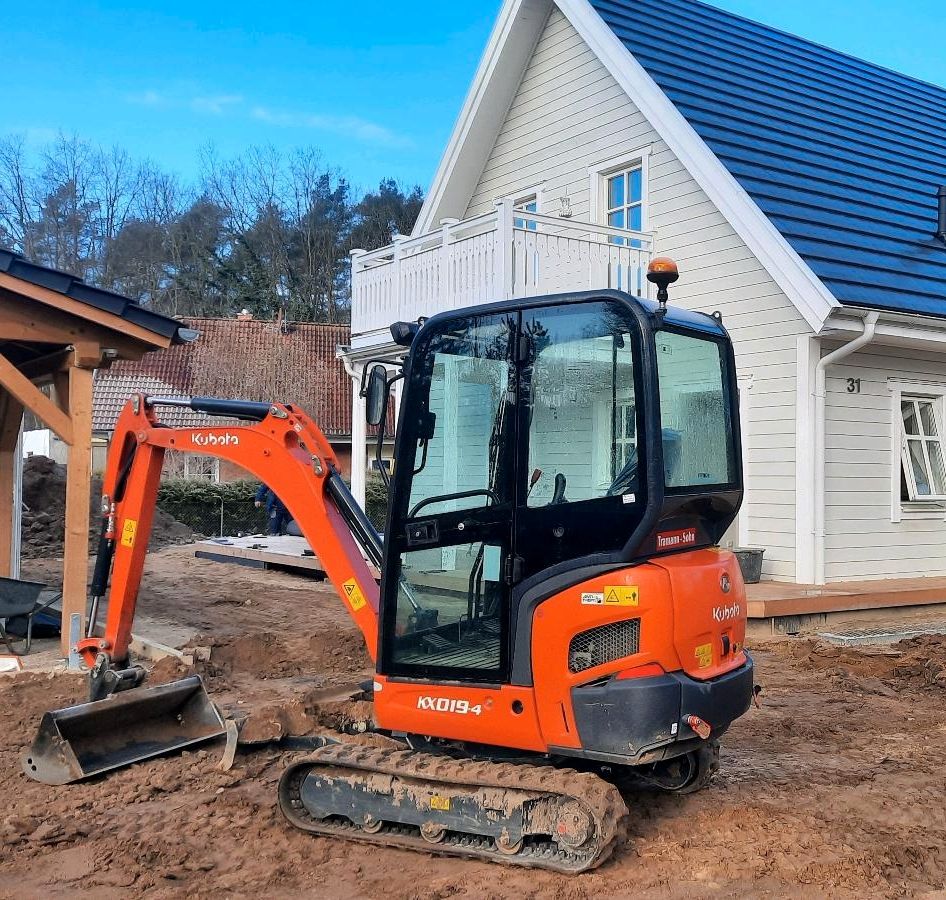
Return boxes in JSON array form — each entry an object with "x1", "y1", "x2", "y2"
[{"x1": 350, "y1": 198, "x2": 654, "y2": 345}]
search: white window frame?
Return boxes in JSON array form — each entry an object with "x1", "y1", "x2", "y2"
[
  {"x1": 183, "y1": 455, "x2": 221, "y2": 483},
  {"x1": 888, "y1": 379, "x2": 946, "y2": 522},
  {"x1": 588, "y1": 146, "x2": 651, "y2": 236},
  {"x1": 591, "y1": 388, "x2": 637, "y2": 495},
  {"x1": 507, "y1": 184, "x2": 545, "y2": 231}
]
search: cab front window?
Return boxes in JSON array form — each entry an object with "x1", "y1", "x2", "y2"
[{"x1": 523, "y1": 302, "x2": 641, "y2": 507}]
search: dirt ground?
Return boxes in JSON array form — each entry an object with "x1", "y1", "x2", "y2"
[{"x1": 4, "y1": 547, "x2": 946, "y2": 898}]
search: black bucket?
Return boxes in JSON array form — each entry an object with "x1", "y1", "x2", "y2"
[
  {"x1": 734, "y1": 547, "x2": 765, "y2": 584},
  {"x1": 22, "y1": 676, "x2": 226, "y2": 785}
]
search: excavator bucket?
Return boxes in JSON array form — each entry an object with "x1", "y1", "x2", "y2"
[{"x1": 21, "y1": 676, "x2": 226, "y2": 785}]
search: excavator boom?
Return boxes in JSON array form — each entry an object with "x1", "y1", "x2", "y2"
[{"x1": 81, "y1": 393, "x2": 381, "y2": 669}]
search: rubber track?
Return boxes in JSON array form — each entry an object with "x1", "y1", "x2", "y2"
[{"x1": 278, "y1": 742, "x2": 629, "y2": 873}]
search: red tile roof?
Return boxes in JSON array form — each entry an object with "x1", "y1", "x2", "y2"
[{"x1": 94, "y1": 317, "x2": 353, "y2": 437}]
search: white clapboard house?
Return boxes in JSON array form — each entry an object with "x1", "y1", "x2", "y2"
[{"x1": 340, "y1": 0, "x2": 946, "y2": 585}]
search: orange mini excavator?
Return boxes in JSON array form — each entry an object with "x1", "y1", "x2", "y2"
[{"x1": 24, "y1": 262, "x2": 754, "y2": 872}]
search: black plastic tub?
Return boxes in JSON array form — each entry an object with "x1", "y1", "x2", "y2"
[{"x1": 734, "y1": 547, "x2": 765, "y2": 584}]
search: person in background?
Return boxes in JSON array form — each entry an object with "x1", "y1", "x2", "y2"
[{"x1": 255, "y1": 485, "x2": 289, "y2": 536}]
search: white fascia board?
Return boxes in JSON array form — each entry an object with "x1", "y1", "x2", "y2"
[
  {"x1": 825, "y1": 308, "x2": 946, "y2": 351},
  {"x1": 414, "y1": 0, "x2": 552, "y2": 235},
  {"x1": 551, "y1": 0, "x2": 841, "y2": 334}
]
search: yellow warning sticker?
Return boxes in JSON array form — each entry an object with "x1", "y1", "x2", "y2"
[
  {"x1": 602, "y1": 585, "x2": 640, "y2": 606},
  {"x1": 430, "y1": 795, "x2": 451, "y2": 811},
  {"x1": 342, "y1": 578, "x2": 367, "y2": 612},
  {"x1": 695, "y1": 643, "x2": 713, "y2": 669},
  {"x1": 120, "y1": 518, "x2": 138, "y2": 549}
]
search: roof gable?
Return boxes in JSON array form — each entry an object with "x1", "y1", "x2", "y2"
[
  {"x1": 591, "y1": 0, "x2": 946, "y2": 317},
  {"x1": 416, "y1": 0, "x2": 840, "y2": 332}
]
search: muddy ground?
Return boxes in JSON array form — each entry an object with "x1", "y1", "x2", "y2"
[{"x1": 3, "y1": 547, "x2": 946, "y2": 898}]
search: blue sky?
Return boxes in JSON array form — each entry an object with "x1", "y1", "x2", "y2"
[{"x1": 1, "y1": 0, "x2": 944, "y2": 197}]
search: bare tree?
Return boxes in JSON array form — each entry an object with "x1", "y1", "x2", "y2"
[
  {"x1": 0, "y1": 130, "x2": 420, "y2": 322},
  {"x1": 0, "y1": 134, "x2": 39, "y2": 259}
]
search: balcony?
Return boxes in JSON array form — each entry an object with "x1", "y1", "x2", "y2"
[{"x1": 350, "y1": 198, "x2": 654, "y2": 349}]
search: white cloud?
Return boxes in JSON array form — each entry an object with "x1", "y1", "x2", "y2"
[
  {"x1": 122, "y1": 90, "x2": 407, "y2": 148},
  {"x1": 251, "y1": 106, "x2": 412, "y2": 148},
  {"x1": 127, "y1": 89, "x2": 167, "y2": 107},
  {"x1": 191, "y1": 94, "x2": 244, "y2": 115}
]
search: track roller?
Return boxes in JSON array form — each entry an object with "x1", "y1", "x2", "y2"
[{"x1": 278, "y1": 743, "x2": 627, "y2": 873}]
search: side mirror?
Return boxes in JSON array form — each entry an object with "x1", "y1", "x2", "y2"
[{"x1": 364, "y1": 364, "x2": 389, "y2": 427}]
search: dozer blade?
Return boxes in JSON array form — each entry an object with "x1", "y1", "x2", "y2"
[{"x1": 22, "y1": 675, "x2": 226, "y2": 785}]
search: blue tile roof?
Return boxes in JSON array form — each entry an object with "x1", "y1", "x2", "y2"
[{"x1": 591, "y1": 0, "x2": 946, "y2": 317}]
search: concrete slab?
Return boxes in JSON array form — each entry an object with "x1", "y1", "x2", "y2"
[{"x1": 818, "y1": 621, "x2": 946, "y2": 646}]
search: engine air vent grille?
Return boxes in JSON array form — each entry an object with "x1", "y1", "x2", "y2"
[{"x1": 568, "y1": 619, "x2": 641, "y2": 674}]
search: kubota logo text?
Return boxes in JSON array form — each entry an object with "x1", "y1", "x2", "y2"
[
  {"x1": 191, "y1": 432, "x2": 240, "y2": 447},
  {"x1": 417, "y1": 696, "x2": 483, "y2": 716},
  {"x1": 712, "y1": 603, "x2": 742, "y2": 622}
]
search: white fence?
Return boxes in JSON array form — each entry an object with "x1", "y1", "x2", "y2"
[{"x1": 350, "y1": 199, "x2": 654, "y2": 344}]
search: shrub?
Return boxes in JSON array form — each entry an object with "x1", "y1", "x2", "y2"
[
  {"x1": 157, "y1": 479, "x2": 268, "y2": 537},
  {"x1": 365, "y1": 473, "x2": 390, "y2": 533}
]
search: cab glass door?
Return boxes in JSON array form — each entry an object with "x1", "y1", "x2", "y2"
[{"x1": 383, "y1": 313, "x2": 515, "y2": 680}]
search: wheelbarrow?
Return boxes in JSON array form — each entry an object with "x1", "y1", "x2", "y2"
[{"x1": 0, "y1": 577, "x2": 62, "y2": 655}]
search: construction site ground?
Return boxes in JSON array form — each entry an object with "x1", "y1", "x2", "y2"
[{"x1": 3, "y1": 546, "x2": 946, "y2": 899}]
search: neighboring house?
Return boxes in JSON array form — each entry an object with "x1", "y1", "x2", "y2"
[
  {"x1": 341, "y1": 0, "x2": 946, "y2": 585},
  {"x1": 90, "y1": 315, "x2": 378, "y2": 481}
]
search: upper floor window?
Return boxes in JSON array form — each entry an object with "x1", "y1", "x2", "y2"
[
  {"x1": 606, "y1": 165, "x2": 643, "y2": 244},
  {"x1": 901, "y1": 395, "x2": 946, "y2": 501},
  {"x1": 513, "y1": 194, "x2": 538, "y2": 231}
]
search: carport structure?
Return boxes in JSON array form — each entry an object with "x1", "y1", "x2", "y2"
[{"x1": 0, "y1": 249, "x2": 194, "y2": 655}]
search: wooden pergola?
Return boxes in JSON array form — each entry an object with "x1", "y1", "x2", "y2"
[{"x1": 0, "y1": 250, "x2": 192, "y2": 656}]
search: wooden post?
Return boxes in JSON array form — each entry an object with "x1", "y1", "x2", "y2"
[
  {"x1": 61, "y1": 364, "x2": 94, "y2": 656},
  {"x1": 439, "y1": 219, "x2": 458, "y2": 304},
  {"x1": 0, "y1": 391, "x2": 23, "y2": 577}
]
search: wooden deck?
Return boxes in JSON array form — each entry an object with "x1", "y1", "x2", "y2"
[
  {"x1": 195, "y1": 535, "x2": 382, "y2": 580},
  {"x1": 195, "y1": 535, "x2": 327, "y2": 575},
  {"x1": 747, "y1": 575, "x2": 946, "y2": 619}
]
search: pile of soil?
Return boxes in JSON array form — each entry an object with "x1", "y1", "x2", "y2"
[
  {"x1": 21, "y1": 456, "x2": 192, "y2": 558},
  {"x1": 775, "y1": 634, "x2": 946, "y2": 692},
  {"x1": 206, "y1": 630, "x2": 369, "y2": 680}
]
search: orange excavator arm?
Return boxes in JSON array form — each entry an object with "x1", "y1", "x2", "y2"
[{"x1": 77, "y1": 394, "x2": 381, "y2": 672}]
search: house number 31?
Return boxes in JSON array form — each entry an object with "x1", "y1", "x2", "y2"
[{"x1": 846, "y1": 378, "x2": 861, "y2": 393}]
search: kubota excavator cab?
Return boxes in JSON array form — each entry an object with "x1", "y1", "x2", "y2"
[{"x1": 365, "y1": 280, "x2": 753, "y2": 779}]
